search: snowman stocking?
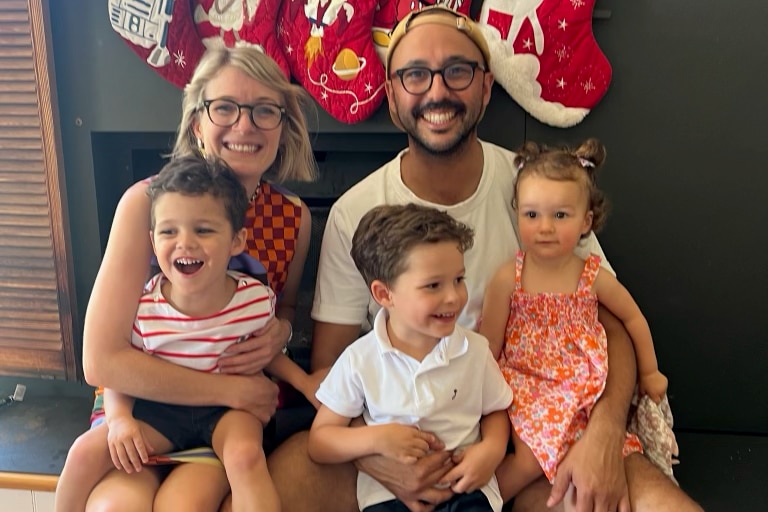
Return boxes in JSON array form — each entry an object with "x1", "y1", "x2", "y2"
[
  {"x1": 477, "y1": 0, "x2": 612, "y2": 127},
  {"x1": 194, "y1": 0, "x2": 291, "y2": 78},
  {"x1": 278, "y1": 0, "x2": 386, "y2": 124}
]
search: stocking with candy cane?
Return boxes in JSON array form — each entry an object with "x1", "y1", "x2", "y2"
[
  {"x1": 477, "y1": 0, "x2": 612, "y2": 127},
  {"x1": 278, "y1": 0, "x2": 386, "y2": 124}
]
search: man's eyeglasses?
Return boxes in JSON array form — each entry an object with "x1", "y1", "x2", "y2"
[
  {"x1": 392, "y1": 61, "x2": 485, "y2": 95},
  {"x1": 202, "y1": 99, "x2": 286, "y2": 131}
]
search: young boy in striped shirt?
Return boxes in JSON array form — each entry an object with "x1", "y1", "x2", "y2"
[{"x1": 56, "y1": 156, "x2": 313, "y2": 512}]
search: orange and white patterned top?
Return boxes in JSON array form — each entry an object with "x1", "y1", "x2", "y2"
[{"x1": 498, "y1": 251, "x2": 642, "y2": 482}]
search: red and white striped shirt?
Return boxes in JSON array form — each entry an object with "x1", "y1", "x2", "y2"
[{"x1": 131, "y1": 271, "x2": 275, "y2": 372}]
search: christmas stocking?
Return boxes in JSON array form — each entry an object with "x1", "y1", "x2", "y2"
[
  {"x1": 371, "y1": 0, "x2": 473, "y2": 64},
  {"x1": 278, "y1": 0, "x2": 386, "y2": 124},
  {"x1": 194, "y1": 0, "x2": 291, "y2": 79},
  {"x1": 108, "y1": 0, "x2": 205, "y2": 88},
  {"x1": 477, "y1": 0, "x2": 611, "y2": 127}
]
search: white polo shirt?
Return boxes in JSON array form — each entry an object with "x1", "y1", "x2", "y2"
[{"x1": 316, "y1": 308, "x2": 514, "y2": 511}]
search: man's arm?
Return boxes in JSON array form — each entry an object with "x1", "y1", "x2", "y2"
[
  {"x1": 547, "y1": 306, "x2": 635, "y2": 512},
  {"x1": 310, "y1": 203, "x2": 372, "y2": 372}
]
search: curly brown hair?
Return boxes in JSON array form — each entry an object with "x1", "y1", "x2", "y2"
[
  {"x1": 513, "y1": 138, "x2": 609, "y2": 236},
  {"x1": 147, "y1": 155, "x2": 249, "y2": 234},
  {"x1": 351, "y1": 204, "x2": 475, "y2": 287}
]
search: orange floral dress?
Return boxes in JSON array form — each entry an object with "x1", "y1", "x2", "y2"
[{"x1": 498, "y1": 251, "x2": 642, "y2": 482}]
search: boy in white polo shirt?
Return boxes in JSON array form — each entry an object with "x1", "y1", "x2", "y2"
[{"x1": 308, "y1": 203, "x2": 513, "y2": 512}]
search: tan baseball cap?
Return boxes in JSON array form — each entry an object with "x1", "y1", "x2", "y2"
[{"x1": 385, "y1": 6, "x2": 491, "y2": 76}]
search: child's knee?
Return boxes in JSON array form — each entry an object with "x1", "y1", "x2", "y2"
[
  {"x1": 66, "y1": 428, "x2": 111, "y2": 469},
  {"x1": 221, "y1": 441, "x2": 268, "y2": 473}
]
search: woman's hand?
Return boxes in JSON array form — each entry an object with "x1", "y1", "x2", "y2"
[
  {"x1": 230, "y1": 373, "x2": 280, "y2": 424},
  {"x1": 219, "y1": 317, "x2": 289, "y2": 375}
]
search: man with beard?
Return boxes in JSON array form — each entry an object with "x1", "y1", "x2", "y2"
[{"x1": 267, "y1": 6, "x2": 701, "y2": 512}]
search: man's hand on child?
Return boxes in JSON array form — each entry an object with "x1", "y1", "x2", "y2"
[
  {"x1": 639, "y1": 371, "x2": 669, "y2": 404},
  {"x1": 548, "y1": 417, "x2": 630, "y2": 512},
  {"x1": 375, "y1": 424, "x2": 436, "y2": 464},
  {"x1": 106, "y1": 416, "x2": 152, "y2": 473}
]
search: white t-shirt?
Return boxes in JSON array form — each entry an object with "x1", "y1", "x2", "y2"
[
  {"x1": 311, "y1": 140, "x2": 610, "y2": 332},
  {"x1": 316, "y1": 308, "x2": 514, "y2": 511}
]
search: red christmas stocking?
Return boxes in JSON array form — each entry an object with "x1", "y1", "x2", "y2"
[
  {"x1": 278, "y1": 0, "x2": 386, "y2": 124},
  {"x1": 109, "y1": 0, "x2": 205, "y2": 88},
  {"x1": 194, "y1": 0, "x2": 291, "y2": 79},
  {"x1": 370, "y1": 0, "x2": 473, "y2": 64},
  {"x1": 109, "y1": 0, "x2": 291, "y2": 87},
  {"x1": 477, "y1": 0, "x2": 611, "y2": 127}
]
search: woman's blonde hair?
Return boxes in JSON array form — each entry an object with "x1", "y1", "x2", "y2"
[{"x1": 172, "y1": 47, "x2": 316, "y2": 182}]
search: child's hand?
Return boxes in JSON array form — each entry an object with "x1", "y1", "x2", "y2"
[
  {"x1": 106, "y1": 416, "x2": 153, "y2": 473},
  {"x1": 440, "y1": 440, "x2": 504, "y2": 494},
  {"x1": 639, "y1": 371, "x2": 669, "y2": 404},
  {"x1": 373, "y1": 424, "x2": 435, "y2": 464}
]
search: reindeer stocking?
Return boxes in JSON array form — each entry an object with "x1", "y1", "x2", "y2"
[
  {"x1": 477, "y1": 0, "x2": 612, "y2": 127},
  {"x1": 278, "y1": 0, "x2": 386, "y2": 124},
  {"x1": 371, "y1": 0, "x2": 472, "y2": 64},
  {"x1": 194, "y1": 0, "x2": 291, "y2": 78}
]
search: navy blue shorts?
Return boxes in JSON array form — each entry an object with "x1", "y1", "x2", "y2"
[
  {"x1": 132, "y1": 399, "x2": 231, "y2": 450},
  {"x1": 364, "y1": 490, "x2": 492, "y2": 512}
]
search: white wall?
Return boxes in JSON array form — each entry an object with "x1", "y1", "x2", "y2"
[{"x1": 0, "y1": 490, "x2": 54, "y2": 512}]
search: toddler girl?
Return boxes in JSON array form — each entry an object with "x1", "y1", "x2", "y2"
[{"x1": 480, "y1": 138, "x2": 668, "y2": 498}]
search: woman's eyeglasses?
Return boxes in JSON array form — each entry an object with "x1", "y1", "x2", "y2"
[{"x1": 202, "y1": 98, "x2": 286, "y2": 130}]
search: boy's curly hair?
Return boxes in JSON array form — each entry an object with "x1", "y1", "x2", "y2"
[{"x1": 147, "y1": 155, "x2": 249, "y2": 233}]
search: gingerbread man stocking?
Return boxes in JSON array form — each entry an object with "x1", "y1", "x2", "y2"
[
  {"x1": 477, "y1": 0, "x2": 612, "y2": 127},
  {"x1": 194, "y1": 0, "x2": 291, "y2": 78},
  {"x1": 278, "y1": 0, "x2": 386, "y2": 124}
]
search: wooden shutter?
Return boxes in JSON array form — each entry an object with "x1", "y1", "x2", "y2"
[{"x1": 0, "y1": 0, "x2": 77, "y2": 379}]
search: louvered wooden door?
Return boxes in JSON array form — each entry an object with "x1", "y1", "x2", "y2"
[{"x1": 0, "y1": 0, "x2": 77, "y2": 380}]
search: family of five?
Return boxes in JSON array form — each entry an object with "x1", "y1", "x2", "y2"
[{"x1": 56, "y1": 5, "x2": 701, "y2": 512}]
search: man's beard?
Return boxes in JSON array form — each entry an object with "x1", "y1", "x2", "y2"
[{"x1": 399, "y1": 100, "x2": 481, "y2": 157}]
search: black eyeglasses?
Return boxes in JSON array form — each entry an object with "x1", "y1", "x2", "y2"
[
  {"x1": 202, "y1": 98, "x2": 286, "y2": 131},
  {"x1": 393, "y1": 61, "x2": 485, "y2": 95}
]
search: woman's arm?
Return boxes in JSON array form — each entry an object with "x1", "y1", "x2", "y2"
[
  {"x1": 478, "y1": 261, "x2": 516, "y2": 359},
  {"x1": 83, "y1": 182, "x2": 278, "y2": 422}
]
